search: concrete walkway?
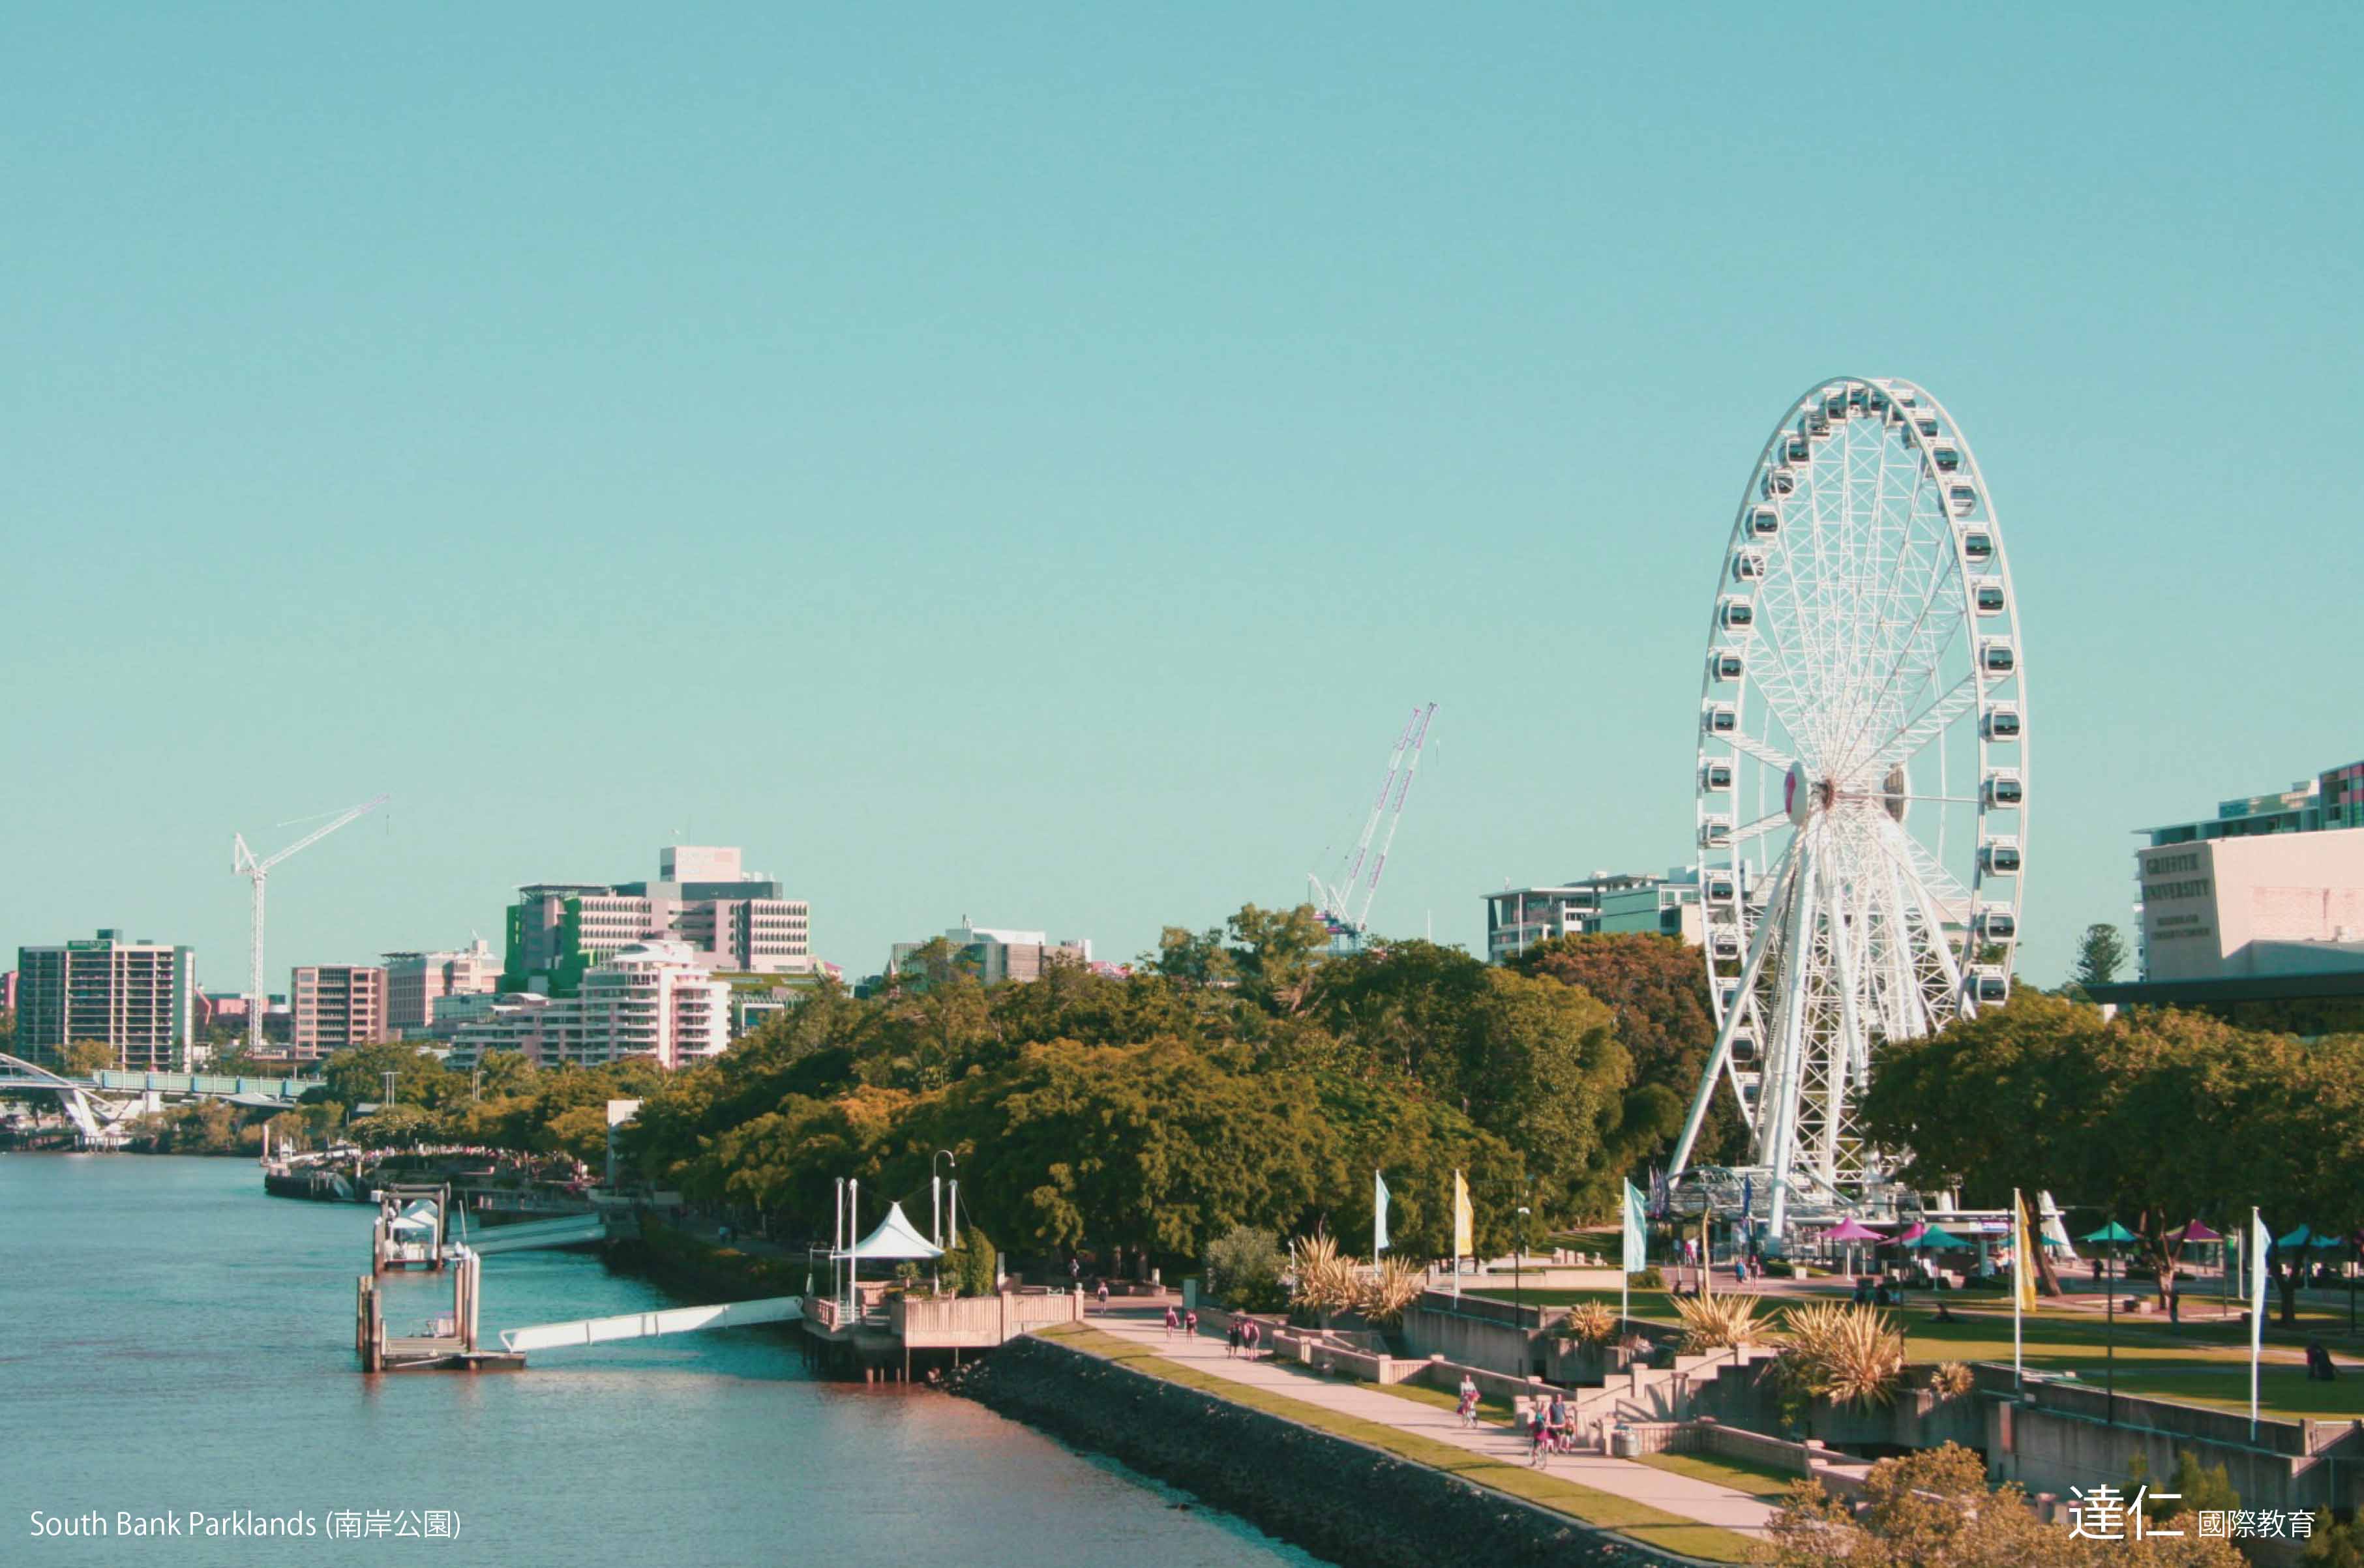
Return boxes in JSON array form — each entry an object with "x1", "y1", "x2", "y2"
[{"x1": 1085, "y1": 1307, "x2": 1778, "y2": 1537}]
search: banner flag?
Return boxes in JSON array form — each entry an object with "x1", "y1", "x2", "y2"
[
  {"x1": 1373, "y1": 1171, "x2": 1391, "y2": 1257},
  {"x1": 1622, "y1": 1180, "x2": 1647, "y2": 1277},
  {"x1": 1450, "y1": 1170, "x2": 1473, "y2": 1260},
  {"x1": 2015, "y1": 1191, "x2": 2039, "y2": 1313},
  {"x1": 2250, "y1": 1207, "x2": 2269, "y2": 1436}
]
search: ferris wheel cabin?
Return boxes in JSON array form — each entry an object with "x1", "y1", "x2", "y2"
[
  {"x1": 1981, "y1": 837, "x2": 2023, "y2": 876},
  {"x1": 1709, "y1": 649, "x2": 1745, "y2": 681},
  {"x1": 1981, "y1": 704, "x2": 2022, "y2": 740},
  {"x1": 1983, "y1": 769, "x2": 2024, "y2": 806},
  {"x1": 1718, "y1": 596, "x2": 1755, "y2": 630},
  {"x1": 1748, "y1": 505, "x2": 1781, "y2": 538},
  {"x1": 1979, "y1": 638, "x2": 2017, "y2": 675}
]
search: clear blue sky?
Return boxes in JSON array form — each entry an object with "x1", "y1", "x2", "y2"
[{"x1": 3, "y1": 4, "x2": 2357, "y2": 990}]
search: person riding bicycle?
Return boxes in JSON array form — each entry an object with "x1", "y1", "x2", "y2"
[
  {"x1": 1529, "y1": 1404, "x2": 1554, "y2": 1464},
  {"x1": 1456, "y1": 1374, "x2": 1480, "y2": 1427}
]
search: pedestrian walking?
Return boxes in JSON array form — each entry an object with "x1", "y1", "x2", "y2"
[
  {"x1": 1226, "y1": 1319, "x2": 1242, "y2": 1358},
  {"x1": 1184, "y1": 1308, "x2": 1198, "y2": 1337},
  {"x1": 1163, "y1": 1305, "x2": 1180, "y2": 1337},
  {"x1": 1456, "y1": 1374, "x2": 1480, "y2": 1428},
  {"x1": 1243, "y1": 1319, "x2": 1261, "y2": 1359},
  {"x1": 1096, "y1": 1280, "x2": 1111, "y2": 1312}
]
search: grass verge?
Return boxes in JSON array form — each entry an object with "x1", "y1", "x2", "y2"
[
  {"x1": 1632, "y1": 1449, "x2": 1805, "y2": 1500},
  {"x1": 1037, "y1": 1324, "x2": 1758, "y2": 1563}
]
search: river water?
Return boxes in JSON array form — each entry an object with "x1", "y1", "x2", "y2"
[{"x1": 2, "y1": 1155, "x2": 1315, "y2": 1568}]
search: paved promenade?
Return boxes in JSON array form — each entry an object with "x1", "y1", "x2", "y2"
[{"x1": 1086, "y1": 1306, "x2": 1778, "y2": 1537}]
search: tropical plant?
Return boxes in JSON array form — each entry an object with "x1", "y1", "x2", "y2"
[
  {"x1": 1358, "y1": 1255, "x2": 1428, "y2": 1325},
  {"x1": 1564, "y1": 1300, "x2": 1619, "y2": 1345},
  {"x1": 1928, "y1": 1361, "x2": 1975, "y2": 1397},
  {"x1": 1673, "y1": 1288, "x2": 1765, "y2": 1353},
  {"x1": 1767, "y1": 1301, "x2": 1908, "y2": 1411},
  {"x1": 1289, "y1": 1230, "x2": 1361, "y2": 1314}
]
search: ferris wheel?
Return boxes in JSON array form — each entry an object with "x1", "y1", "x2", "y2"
[{"x1": 1665, "y1": 377, "x2": 2027, "y2": 1237}]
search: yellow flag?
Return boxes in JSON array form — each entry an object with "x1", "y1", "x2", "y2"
[
  {"x1": 2015, "y1": 1194, "x2": 2039, "y2": 1312},
  {"x1": 1452, "y1": 1170, "x2": 1474, "y2": 1258}
]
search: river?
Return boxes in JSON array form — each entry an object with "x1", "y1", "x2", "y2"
[{"x1": 1, "y1": 1154, "x2": 1318, "y2": 1568}]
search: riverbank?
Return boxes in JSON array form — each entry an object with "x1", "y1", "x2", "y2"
[{"x1": 955, "y1": 1324, "x2": 1755, "y2": 1567}]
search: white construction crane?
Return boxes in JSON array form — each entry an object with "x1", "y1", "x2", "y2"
[
  {"x1": 1308, "y1": 704, "x2": 1437, "y2": 947},
  {"x1": 232, "y1": 795, "x2": 389, "y2": 1054}
]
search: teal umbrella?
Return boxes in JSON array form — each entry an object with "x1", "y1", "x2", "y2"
[
  {"x1": 1906, "y1": 1224, "x2": 1968, "y2": 1250},
  {"x1": 2277, "y1": 1224, "x2": 2316, "y2": 1249},
  {"x1": 2082, "y1": 1221, "x2": 2138, "y2": 1246}
]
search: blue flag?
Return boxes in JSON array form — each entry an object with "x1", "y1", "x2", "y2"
[{"x1": 1373, "y1": 1170, "x2": 1391, "y2": 1257}]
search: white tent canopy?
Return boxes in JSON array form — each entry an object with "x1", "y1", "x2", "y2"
[{"x1": 837, "y1": 1201, "x2": 942, "y2": 1262}]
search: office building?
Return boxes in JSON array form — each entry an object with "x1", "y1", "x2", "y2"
[
  {"x1": 889, "y1": 921, "x2": 1093, "y2": 986},
  {"x1": 502, "y1": 846, "x2": 814, "y2": 996},
  {"x1": 2093, "y1": 757, "x2": 2364, "y2": 1007},
  {"x1": 382, "y1": 940, "x2": 501, "y2": 1033},
  {"x1": 1483, "y1": 870, "x2": 1705, "y2": 964},
  {"x1": 290, "y1": 965, "x2": 389, "y2": 1057},
  {"x1": 14, "y1": 930, "x2": 196, "y2": 1072}
]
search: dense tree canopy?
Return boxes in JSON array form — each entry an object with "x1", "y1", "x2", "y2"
[{"x1": 1859, "y1": 992, "x2": 2364, "y2": 1315}]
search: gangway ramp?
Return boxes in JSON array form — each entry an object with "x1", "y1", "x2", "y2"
[
  {"x1": 465, "y1": 1213, "x2": 609, "y2": 1254},
  {"x1": 499, "y1": 1296, "x2": 803, "y2": 1355}
]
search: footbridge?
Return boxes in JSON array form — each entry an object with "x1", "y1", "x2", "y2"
[
  {"x1": 462, "y1": 1213, "x2": 611, "y2": 1254},
  {"x1": 499, "y1": 1296, "x2": 804, "y2": 1354}
]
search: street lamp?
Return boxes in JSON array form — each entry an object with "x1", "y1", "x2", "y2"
[{"x1": 1516, "y1": 1206, "x2": 1533, "y2": 1320}]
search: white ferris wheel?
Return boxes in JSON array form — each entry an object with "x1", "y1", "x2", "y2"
[{"x1": 1665, "y1": 376, "x2": 2028, "y2": 1238}]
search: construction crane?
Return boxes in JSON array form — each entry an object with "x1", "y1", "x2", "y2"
[
  {"x1": 232, "y1": 795, "x2": 389, "y2": 1054},
  {"x1": 1307, "y1": 704, "x2": 1436, "y2": 951}
]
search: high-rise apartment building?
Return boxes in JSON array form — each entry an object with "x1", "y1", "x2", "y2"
[
  {"x1": 501, "y1": 846, "x2": 813, "y2": 996},
  {"x1": 382, "y1": 940, "x2": 501, "y2": 1033},
  {"x1": 14, "y1": 930, "x2": 196, "y2": 1072},
  {"x1": 290, "y1": 965, "x2": 389, "y2": 1057},
  {"x1": 447, "y1": 942, "x2": 728, "y2": 1071}
]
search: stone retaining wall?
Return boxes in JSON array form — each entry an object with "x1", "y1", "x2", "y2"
[{"x1": 955, "y1": 1333, "x2": 1703, "y2": 1568}]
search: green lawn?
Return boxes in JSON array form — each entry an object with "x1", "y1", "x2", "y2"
[
  {"x1": 1036, "y1": 1324, "x2": 1757, "y2": 1563},
  {"x1": 1353, "y1": 1370, "x2": 1518, "y2": 1425},
  {"x1": 1632, "y1": 1449, "x2": 1808, "y2": 1501}
]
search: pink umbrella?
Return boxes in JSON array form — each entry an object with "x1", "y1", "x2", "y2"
[
  {"x1": 1894, "y1": 1221, "x2": 1929, "y2": 1244},
  {"x1": 2175, "y1": 1220, "x2": 2224, "y2": 1243},
  {"x1": 1820, "y1": 1219, "x2": 1887, "y2": 1242}
]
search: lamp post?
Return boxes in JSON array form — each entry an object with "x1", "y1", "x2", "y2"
[
  {"x1": 1515, "y1": 1206, "x2": 1532, "y2": 1319},
  {"x1": 2104, "y1": 1237, "x2": 2117, "y2": 1426}
]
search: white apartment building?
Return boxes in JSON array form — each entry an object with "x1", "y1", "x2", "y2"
[
  {"x1": 382, "y1": 940, "x2": 501, "y2": 1033},
  {"x1": 447, "y1": 943, "x2": 728, "y2": 1071}
]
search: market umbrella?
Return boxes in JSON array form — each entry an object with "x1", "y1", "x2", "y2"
[
  {"x1": 2082, "y1": 1222, "x2": 2138, "y2": 1246},
  {"x1": 1820, "y1": 1219, "x2": 1886, "y2": 1242},
  {"x1": 1907, "y1": 1224, "x2": 1968, "y2": 1250},
  {"x1": 2173, "y1": 1220, "x2": 2223, "y2": 1243},
  {"x1": 2277, "y1": 1223, "x2": 2318, "y2": 1250},
  {"x1": 1894, "y1": 1221, "x2": 1929, "y2": 1244}
]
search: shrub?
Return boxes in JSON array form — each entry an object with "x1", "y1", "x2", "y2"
[
  {"x1": 1633, "y1": 1265, "x2": 1665, "y2": 1289},
  {"x1": 1929, "y1": 1361, "x2": 1975, "y2": 1397},
  {"x1": 1203, "y1": 1224, "x2": 1288, "y2": 1312}
]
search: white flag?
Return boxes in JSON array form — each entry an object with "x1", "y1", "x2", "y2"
[
  {"x1": 1373, "y1": 1170, "x2": 1390, "y2": 1256},
  {"x1": 2250, "y1": 1207, "x2": 2269, "y2": 1435}
]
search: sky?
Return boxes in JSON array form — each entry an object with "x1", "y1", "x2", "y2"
[{"x1": 3, "y1": 4, "x2": 2358, "y2": 990}]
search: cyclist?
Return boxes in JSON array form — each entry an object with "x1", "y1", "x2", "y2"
[{"x1": 1456, "y1": 1374, "x2": 1480, "y2": 1428}]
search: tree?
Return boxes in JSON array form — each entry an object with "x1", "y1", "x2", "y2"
[
  {"x1": 1201, "y1": 1224, "x2": 1287, "y2": 1310},
  {"x1": 1461, "y1": 969, "x2": 1631, "y2": 1220},
  {"x1": 2074, "y1": 923, "x2": 2129, "y2": 989},
  {"x1": 940, "y1": 1224, "x2": 998, "y2": 1296},
  {"x1": 61, "y1": 1039, "x2": 117, "y2": 1076},
  {"x1": 1764, "y1": 1442, "x2": 2243, "y2": 1567},
  {"x1": 1508, "y1": 933, "x2": 1746, "y2": 1169},
  {"x1": 1223, "y1": 904, "x2": 1330, "y2": 1015}
]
